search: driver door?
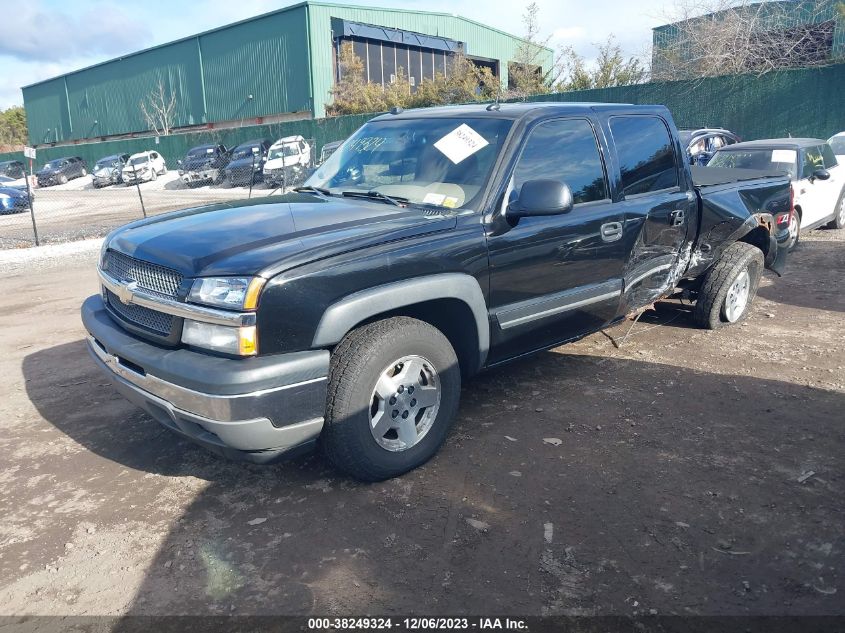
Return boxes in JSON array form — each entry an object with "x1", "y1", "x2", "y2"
[{"x1": 486, "y1": 117, "x2": 626, "y2": 363}]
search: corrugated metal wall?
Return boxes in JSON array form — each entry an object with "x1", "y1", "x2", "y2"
[
  {"x1": 200, "y1": 5, "x2": 312, "y2": 121},
  {"x1": 307, "y1": 2, "x2": 554, "y2": 116},
  {"x1": 22, "y1": 5, "x2": 312, "y2": 145}
]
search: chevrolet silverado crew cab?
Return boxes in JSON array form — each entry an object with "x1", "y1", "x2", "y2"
[{"x1": 82, "y1": 103, "x2": 792, "y2": 481}]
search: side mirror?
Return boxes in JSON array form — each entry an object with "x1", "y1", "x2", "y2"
[
  {"x1": 177, "y1": 159, "x2": 183, "y2": 166},
  {"x1": 508, "y1": 180, "x2": 574, "y2": 218},
  {"x1": 812, "y1": 168, "x2": 830, "y2": 181}
]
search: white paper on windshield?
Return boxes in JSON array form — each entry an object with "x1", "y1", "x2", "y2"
[
  {"x1": 434, "y1": 124, "x2": 489, "y2": 164},
  {"x1": 206, "y1": 148, "x2": 214, "y2": 154},
  {"x1": 423, "y1": 192, "x2": 446, "y2": 205},
  {"x1": 771, "y1": 149, "x2": 796, "y2": 164}
]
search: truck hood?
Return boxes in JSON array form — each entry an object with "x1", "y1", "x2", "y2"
[
  {"x1": 107, "y1": 193, "x2": 457, "y2": 278},
  {"x1": 264, "y1": 156, "x2": 300, "y2": 170},
  {"x1": 226, "y1": 157, "x2": 261, "y2": 170},
  {"x1": 182, "y1": 156, "x2": 220, "y2": 171}
]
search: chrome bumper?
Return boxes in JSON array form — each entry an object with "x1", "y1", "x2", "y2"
[{"x1": 82, "y1": 295, "x2": 329, "y2": 463}]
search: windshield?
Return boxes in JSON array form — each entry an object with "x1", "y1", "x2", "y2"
[
  {"x1": 306, "y1": 117, "x2": 513, "y2": 209},
  {"x1": 129, "y1": 156, "x2": 149, "y2": 166},
  {"x1": 268, "y1": 144, "x2": 299, "y2": 160},
  {"x1": 708, "y1": 148, "x2": 798, "y2": 179},
  {"x1": 44, "y1": 160, "x2": 65, "y2": 170},
  {"x1": 95, "y1": 158, "x2": 119, "y2": 170},
  {"x1": 829, "y1": 136, "x2": 845, "y2": 155},
  {"x1": 232, "y1": 146, "x2": 261, "y2": 160},
  {"x1": 187, "y1": 147, "x2": 216, "y2": 159}
]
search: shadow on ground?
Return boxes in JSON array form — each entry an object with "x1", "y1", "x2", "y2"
[{"x1": 22, "y1": 341, "x2": 845, "y2": 616}]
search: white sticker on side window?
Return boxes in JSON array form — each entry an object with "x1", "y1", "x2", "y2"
[
  {"x1": 771, "y1": 149, "x2": 796, "y2": 164},
  {"x1": 434, "y1": 124, "x2": 489, "y2": 164}
]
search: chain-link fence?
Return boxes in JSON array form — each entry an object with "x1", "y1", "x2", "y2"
[{"x1": 0, "y1": 138, "x2": 317, "y2": 249}]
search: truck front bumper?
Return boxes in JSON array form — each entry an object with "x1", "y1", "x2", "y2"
[{"x1": 81, "y1": 295, "x2": 329, "y2": 464}]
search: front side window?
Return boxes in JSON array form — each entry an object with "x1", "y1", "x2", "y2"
[
  {"x1": 609, "y1": 116, "x2": 679, "y2": 196},
  {"x1": 821, "y1": 144, "x2": 838, "y2": 169},
  {"x1": 511, "y1": 118, "x2": 608, "y2": 205},
  {"x1": 307, "y1": 117, "x2": 513, "y2": 210},
  {"x1": 803, "y1": 146, "x2": 825, "y2": 179}
]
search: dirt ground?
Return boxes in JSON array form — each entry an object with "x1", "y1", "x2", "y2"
[{"x1": 0, "y1": 229, "x2": 842, "y2": 617}]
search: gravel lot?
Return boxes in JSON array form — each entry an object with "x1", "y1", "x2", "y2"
[
  {"x1": 0, "y1": 229, "x2": 842, "y2": 617},
  {"x1": 0, "y1": 172, "x2": 289, "y2": 249}
]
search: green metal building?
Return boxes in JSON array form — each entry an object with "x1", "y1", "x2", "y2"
[{"x1": 22, "y1": 1, "x2": 552, "y2": 147}]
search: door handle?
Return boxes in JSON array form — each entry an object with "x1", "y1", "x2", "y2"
[
  {"x1": 600, "y1": 222, "x2": 623, "y2": 242},
  {"x1": 670, "y1": 209, "x2": 685, "y2": 227}
]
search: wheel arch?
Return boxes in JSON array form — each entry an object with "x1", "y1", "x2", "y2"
[{"x1": 312, "y1": 274, "x2": 489, "y2": 377}]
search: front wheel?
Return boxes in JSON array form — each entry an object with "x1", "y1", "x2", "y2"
[
  {"x1": 693, "y1": 242, "x2": 764, "y2": 330},
  {"x1": 321, "y1": 317, "x2": 461, "y2": 481}
]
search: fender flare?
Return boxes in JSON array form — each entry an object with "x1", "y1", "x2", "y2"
[{"x1": 312, "y1": 273, "x2": 490, "y2": 370}]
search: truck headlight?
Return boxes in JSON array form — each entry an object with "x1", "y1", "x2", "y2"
[
  {"x1": 188, "y1": 277, "x2": 265, "y2": 310},
  {"x1": 182, "y1": 321, "x2": 257, "y2": 356}
]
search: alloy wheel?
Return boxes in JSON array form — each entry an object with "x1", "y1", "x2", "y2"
[
  {"x1": 724, "y1": 269, "x2": 750, "y2": 322},
  {"x1": 369, "y1": 355, "x2": 441, "y2": 452}
]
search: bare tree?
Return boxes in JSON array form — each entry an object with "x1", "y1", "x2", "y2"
[
  {"x1": 653, "y1": 0, "x2": 840, "y2": 81},
  {"x1": 140, "y1": 80, "x2": 177, "y2": 136},
  {"x1": 506, "y1": 2, "x2": 557, "y2": 98},
  {"x1": 556, "y1": 36, "x2": 649, "y2": 92}
]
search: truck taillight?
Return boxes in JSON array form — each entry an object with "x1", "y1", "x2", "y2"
[{"x1": 776, "y1": 185, "x2": 796, "y2": 226}]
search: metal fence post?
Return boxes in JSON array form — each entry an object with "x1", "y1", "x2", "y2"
[
  {"x1": 248, "y1": 151, "x2": 256, "y2": 200},
  {"x1": 24, "y1": 175, "x2": 40, "y2": 246},
  {"x1": 132, "y1": 164, "x2": 147, "y2": 218}
]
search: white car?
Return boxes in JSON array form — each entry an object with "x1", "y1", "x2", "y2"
[
  {"x1": 708, "y1": 138, "x2": 845, "y2": 249},
  {"x1": 122, "y1": 151, "x2": 167, "y2": 185},
  {"x1": 828, "y1": 132, "x2": 845, "y2": 164},
  {"x1": 263, "y1": 135, "x2": 311, "y2": 188}
]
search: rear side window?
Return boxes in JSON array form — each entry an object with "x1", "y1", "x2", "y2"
[
  {"x1": 821, "y1": 144, "x2": 838, "y2": 169},
  {"x1": 512, "y1": 118, "x2": 608, "y2": 205},
  {"x1": 609, "y1": 116, "x2": 679, "y2": 196}
]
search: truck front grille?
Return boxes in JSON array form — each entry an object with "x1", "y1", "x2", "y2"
[
  {"x1": 104, "y1": 289, "x2": 174, "y2": 335},
  {"x1": 102, "y1": 250, "x2": 182, "y2": 298}
]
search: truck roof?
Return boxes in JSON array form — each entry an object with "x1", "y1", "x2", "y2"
[{"x1": 373, "y1": 102, "x2": 662, "y2": 123}]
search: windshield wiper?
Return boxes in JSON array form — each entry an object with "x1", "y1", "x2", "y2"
[
  {"x1": 341, "y1": 190, "x2": 408, "y2": 206},
  {"x1": 293, "y1": 185, "x2": 332, "y2": 197}
]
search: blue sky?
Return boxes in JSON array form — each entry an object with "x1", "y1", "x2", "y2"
[{"x1": 0, "y1": 0, "x2": 666, "y2": 109}]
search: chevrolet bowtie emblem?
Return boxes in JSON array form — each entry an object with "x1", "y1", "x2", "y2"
[{"x1": 117, "y1": 281, "x2": 138, "y2": 305}]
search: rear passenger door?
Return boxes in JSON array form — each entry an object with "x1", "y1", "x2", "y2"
[
  {"x1": 604, "y1": 115, "x2": 694, "y2": 312},
  {"x1": 486, "y1": 117, "x2": 627, "y2": 362}
]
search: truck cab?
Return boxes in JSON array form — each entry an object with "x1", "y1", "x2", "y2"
[{"x1": 82, "y1": 103, "x2": 792, "y2": 480}]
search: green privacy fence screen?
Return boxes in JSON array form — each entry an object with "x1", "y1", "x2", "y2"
[
  {"x1": 519, "y1": 62, "x2": 845, "y2": 141},
  {"x1": 0, "y1": 113, "x2": 374, "y2": 173},
  {"x1": 3, "y1": 62, "x2": 843, "y2": 170}
]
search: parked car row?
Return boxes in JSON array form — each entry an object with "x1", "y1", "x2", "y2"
[
  {"x1": 178, "y1": 136, "x2": 313, "y2": 188},
  {"x1": 2, "y1": 135, "x2": 337, "y2": 195}
]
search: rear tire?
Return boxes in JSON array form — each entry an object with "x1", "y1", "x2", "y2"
[
  {"x1": 321, "y1": 317, "x2": 461, "y2": 481},
  {"x1": 827, "y1": 189, "x2": 845, "y2": 229},
  {"x1": 693, "y1": 242, "x2": 763, "y2": 330}
]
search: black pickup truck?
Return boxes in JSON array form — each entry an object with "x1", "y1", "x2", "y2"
[{"x1": 82, "y1": 103, "x2": 792, "y2": 481}]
